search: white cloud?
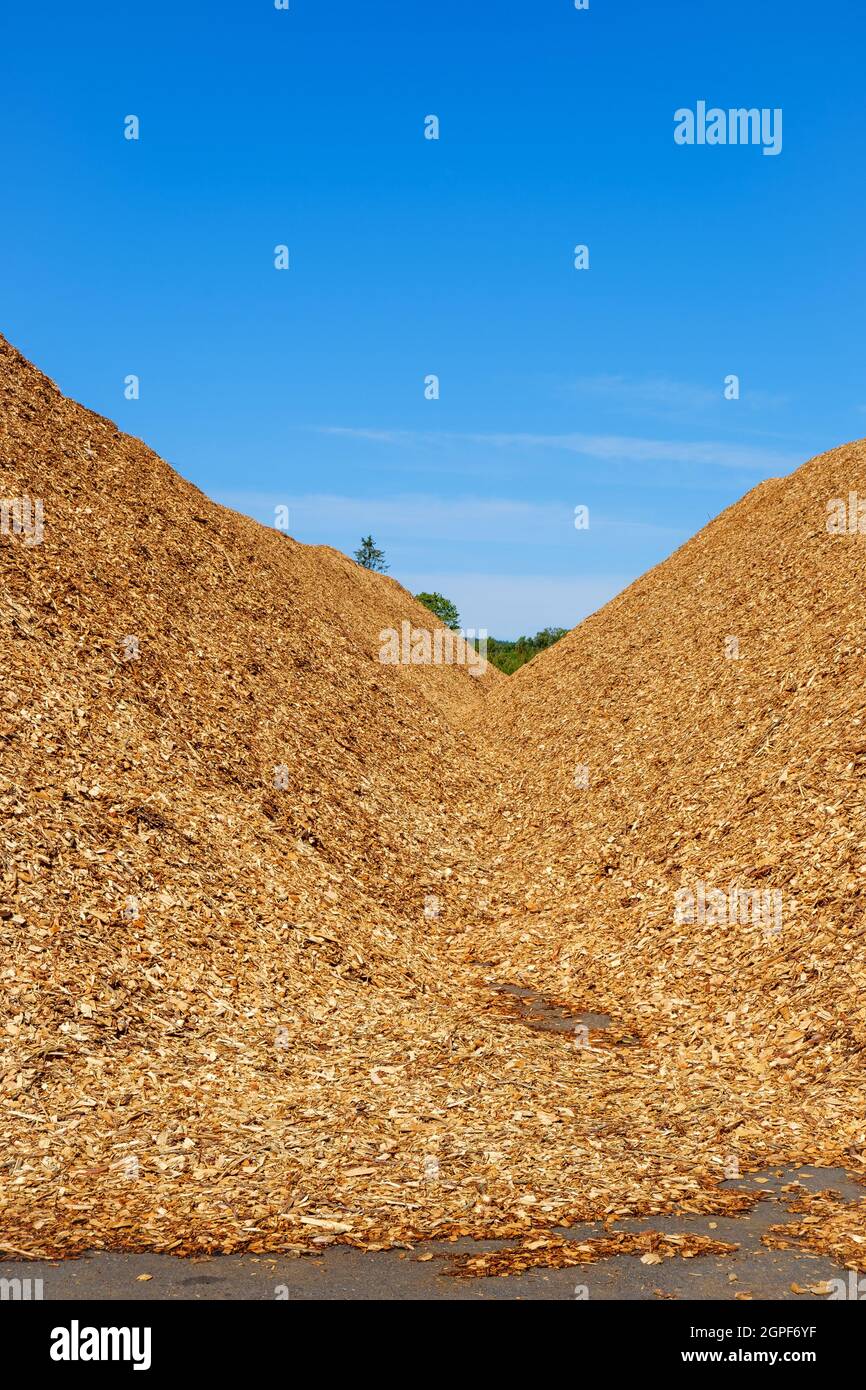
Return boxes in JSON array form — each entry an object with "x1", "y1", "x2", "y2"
[
  {"x1": 462, "y1": 432, "x2": 794, "y2": 471},
  {"x1": 213, "y1": 491, "x2": 682, "y2": 544},
  {"x1": 568, "y1": 374, "x2": 789, "y2": 414},
  {"x1": 571, "y1": 375, "x2": 720, "y2": 411},
  {"x1": 317, "y1": 427, "x2": 405, "y2": 444},
  {"x1": 315, "y1": 426, "x2": 796, "y2": 472}
]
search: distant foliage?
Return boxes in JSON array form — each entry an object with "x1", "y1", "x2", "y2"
[
  {"x1": 479, "y1": 627, "x2": 568, "y2": 675},
  {"x1": 354, "y1": 536, "x2": 388, "y2": 572},
  {"x1": 415, "y1": 591, "x2": 460, "y2": 630}
]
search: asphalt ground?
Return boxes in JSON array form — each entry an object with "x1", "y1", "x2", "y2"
[{"x1": 4, "y1": 1165, "x2": 863, "y2": 1301}]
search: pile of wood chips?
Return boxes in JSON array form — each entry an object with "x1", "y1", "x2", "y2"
[{"x1": 1, "y1": 334, "x2": 865, "y2": 1270}]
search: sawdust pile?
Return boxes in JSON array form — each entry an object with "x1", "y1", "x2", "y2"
[
  {"x1": 467, "y1": 438, "x2": 866, "y2": 1263},
  {"x1": 0, "y1": 333, "x2": 507, "y2": 1256},
  {"x1": 2, "y1": 333, "x2": 865, "y2": 1265}
]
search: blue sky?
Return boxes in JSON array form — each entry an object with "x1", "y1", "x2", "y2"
[{"x1": 2, "y1": 0, "x2": 865, "y2": 636}]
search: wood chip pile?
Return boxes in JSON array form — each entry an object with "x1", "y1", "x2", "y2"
[
  {"x1": 467, "y1": 439, "x2": 866, "y2": 1266},
  {"x1": 1, "y1": 334, "x2": 864, "y2": 1267}
]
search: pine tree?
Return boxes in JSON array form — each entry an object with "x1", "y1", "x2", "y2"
[{"x1": 354, "y1": 536, "x2": 388, "y2": 572}]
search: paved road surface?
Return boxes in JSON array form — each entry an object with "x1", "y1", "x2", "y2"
[{"x1": 3, "y1": 1166, "x2": 861, "y2": 1301}]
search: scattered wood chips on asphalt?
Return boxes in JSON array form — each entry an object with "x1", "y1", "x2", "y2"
[
  {"x1": 1, "y1": 334, "x2": 865, "y2": 1271},
  {"x1": 447, "y1": 1230, "x2": 739, "y2": 1278}
]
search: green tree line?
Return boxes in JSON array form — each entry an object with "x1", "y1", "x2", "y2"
[{"x1": 354, "y1": 540, "x2": 568, "y2": 674}]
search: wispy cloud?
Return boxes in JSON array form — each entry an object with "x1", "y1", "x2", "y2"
[
  {"x1": 213, "y1": 491, "x2": 684, "y2": 544},
  {"x1": 463, "y1": 432, "x2": 794, "y2": 470},
  {"x1": 315, "y1": 426, "x2": 796, "y2": 472},
  {"x1": 567, "y1": 374, "x2": 790, "y2": 415},
  {"x1": 571, "y1": 375, "x2": 720, "y2": 412},
  {"x1": 208, "y1": 492, "x2": 679, "y2": 637},
  {"x1": 316, "y1": 427, "x2": 405, "y2": 444}
]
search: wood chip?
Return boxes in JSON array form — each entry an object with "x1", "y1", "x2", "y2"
[{"x1": 2, "y1": 334, "x2": 865, "y2": 1268}]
